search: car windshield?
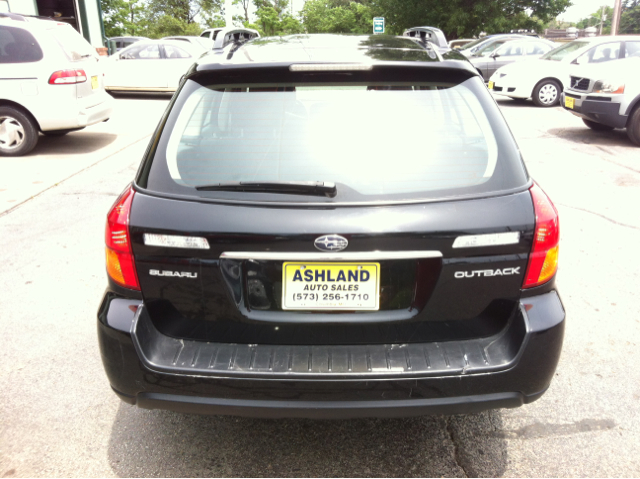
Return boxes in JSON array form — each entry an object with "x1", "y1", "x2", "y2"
[
  {"x1": 541, "y1": 41, "x2": 589, "y2": 61},
  {"x1": 142, "y1": 76, "x2": 527, "y2": 203}
]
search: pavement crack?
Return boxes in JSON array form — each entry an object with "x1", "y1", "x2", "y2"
[
  {"x1": 446, "y1": 416, "x2": 469, "y2": 478},
  {"x1": 556, "y1": 203, "x2": 640, "y2": 231}
]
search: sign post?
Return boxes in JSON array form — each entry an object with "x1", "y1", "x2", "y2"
[{"x1": 373, "y1": 17, "x2": 385, "y2": 34}]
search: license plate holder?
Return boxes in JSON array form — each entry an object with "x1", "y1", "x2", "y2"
[
  {"x1": 565, "y1": 96, "x2": 575, "y2": 109},
  {"x1": 91, "y1": 75, "x2": 99, "y2": 89},
  {"x1": 282, "y1": 262, "x2": 380, "y2": 310}
]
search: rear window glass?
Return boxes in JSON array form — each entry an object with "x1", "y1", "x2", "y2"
[
  {"x1": 142, "y1": 74, "x2": 527, "y2": 204},
  {"x1": 0, "y1": 25, "x2": 43, "y2": 63},
  {"x1": 46, "y1": 24, "x2": 96, "y2": 61}
]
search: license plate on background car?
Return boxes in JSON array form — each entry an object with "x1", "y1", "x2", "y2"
[
  {"x1": 488, "y1": 81, "x2": 494, "y2": 89},
  {"x1": 282, "y1": 262, "x2": 380, "y2": 310},
  {"x1": 91, "y1": 75, "x2": 99, "y2": 89},
  {"x1": 565, "y1": 97, "x2": 575, "y2": 109}
]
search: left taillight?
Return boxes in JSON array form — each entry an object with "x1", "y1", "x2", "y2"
[
  {"x1": 48, "y1": 69, "x2": 87, "y2": 85},
  {"x1": 105, "y1": 186, "x2": 140, "y2": 290},
  {"x1": 523, "y1": 182, "x2": 559, "y2": 289}
]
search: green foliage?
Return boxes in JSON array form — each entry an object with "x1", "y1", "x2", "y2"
[
  {"x1": 101, "y1": 0, "x2": 227, "y2": 39},
  {"x1": 254, "y1": 3, "x2": 304, "y2": 35},
  {"x1": 575, "y1": 5, "x2": 612, "y2": 33},
  {"x1": 146, "y1": 15, "x2": 203, "y2": 38},
  {"x1": 620, "y1": 0, "x2": 640, "y2": 34},
  {"x1": 366, "y1": 0, "x2": 573, "y2": 39},
  {"x1": 101, "y1": 0, "x2": 149, "y2": 37},
  {"x1": 301, "y1": 0, "x2": 373, "y2": 33}
]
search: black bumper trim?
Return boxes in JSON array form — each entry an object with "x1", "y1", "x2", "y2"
[
  {"x1": 131, "y1": 302, "x2": 529, "y2": 380},
  {"x1": 562, "y1": 94, "x2": 627, "y2": 128},
  {"x1": 135, "y1": 390, "x2": 545, "y2": 419}
]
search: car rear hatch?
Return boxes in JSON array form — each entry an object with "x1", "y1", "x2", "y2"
[{"x1": 124, "y1": 62, "x2": 536, "y2": 346}]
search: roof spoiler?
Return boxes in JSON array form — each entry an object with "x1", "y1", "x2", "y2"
[{"x1": 212, "y1": 27, "x2": 260, "y2": 50}]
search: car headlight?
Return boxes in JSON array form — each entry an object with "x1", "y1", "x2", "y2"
[
  {"x1": 498, "y1": 73, "x2": 507, "y2": 79},
  {"x1": 593, "y1": 80, "x2": 625, "y2": 94}
]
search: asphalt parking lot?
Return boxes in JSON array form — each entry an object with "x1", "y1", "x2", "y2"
[{"x1": 1, "y1": 93, "x2": 639, "y2": 477}]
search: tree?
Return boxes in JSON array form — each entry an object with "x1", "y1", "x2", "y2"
[
  {"x1": 620, "y1": 0, "x2": 640, "y2": 34},
  {"x1": 301, "y1": 0, "x2": 373, "y2": 33},
  {"x1": 147, "y1": 0, "x2": 223, "y2": 25},
  {"x1": 575, "y1": 5, "x2": 612, "y2": 33},
  {"x1": 366, "y1": 0, "x2": 573, "y2": 39},
  {"x1": 254, "y1": 6, "x2": 304, "y2": 35},
  {"x1": 101, "y1": 0, "x2": 150, "y2": 37}
]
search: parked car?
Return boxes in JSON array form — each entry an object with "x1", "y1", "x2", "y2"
[
  {"x1": 488, "y1": 36, "x2": 640, "y2": 107},
  {"x1": 0, "y1": 13, "x2": 113, "y2": 156},
  {"x1": 108, "y1": 36, "x2": 147, "y2": 52},
  {"x1": 402, "y1": 26, "x2": 449, "y2": 53},
  {"x1": 469, "y1": 37, "x2": 556, "y2": 81},
  {"x1": 458, "y1": 34, "x2": 527, "y2": 57},
  {"x1": 162, "y1": 35, "x2": 214, "y2": 51},
  {"x1": 561, "y1": 55, "x2": 640, "y2": 145},
  {"x1": 200, "y1": 27, "x2": 224, "y2": 41},
  {"x1": 448, "y1": 38, "x2": 474, "y2": 50},
  {"x1": 103, "y1": 39, "x2": 203, "y2": 93},
  {"x1": 98, "y1": 33, "x2": 565, "y2": 419}
]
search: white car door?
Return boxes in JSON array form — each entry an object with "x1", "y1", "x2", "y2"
[
  {"x1": 161, "y1": 43, "x2": 196, "y2": 90},
  {"x1": 107, "y1": 43, "x2": 168, "y2": 90}
]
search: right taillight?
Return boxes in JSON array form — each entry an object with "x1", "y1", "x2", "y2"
[
  {"x1": 105, "y1": 185, "x2": 140, "y2": 290},
  {"x1": 523, "y1": 182, "x2": 559, "y2": 289},
  {"x1": 48, "y1": 69, "x2": 87, "y2": 85}
]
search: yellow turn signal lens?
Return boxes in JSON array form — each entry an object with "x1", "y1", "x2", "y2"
[
  {"x1": 106, "y1": 248, "x2": 125, "y2": 285},
  {"x1": 538, "y1": 245, "x2": 559, "y2": 285}
]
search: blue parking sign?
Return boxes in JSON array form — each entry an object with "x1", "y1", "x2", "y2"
[{"x1": 373, "y1": 17, "x2": 384, "y2": 34}]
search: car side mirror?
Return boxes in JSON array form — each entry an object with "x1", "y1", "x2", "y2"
[{"x1": 491, "y1": 52, "x2": 500, "y2": 58}]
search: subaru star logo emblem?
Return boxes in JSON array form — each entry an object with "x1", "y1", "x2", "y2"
[{"x1": 314, "y1": 234, "x2": 348, "y2": 252}]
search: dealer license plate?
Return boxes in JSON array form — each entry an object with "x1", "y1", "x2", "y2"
[
  {"x1": 282, "y1": 262, "x2": 380, "y2": 310},
  {"x1": 565, "y1": 96, "x2": 575, "y2": 109},
  {"x1": 91, "y1": 75, "x2": 99, "y2": 89},
  {"x1": 488, "y1": 81, "x2": 494, "y2": 90}
]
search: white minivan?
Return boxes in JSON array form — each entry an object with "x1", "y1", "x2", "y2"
[{"x1": 0, "y1": 13, "x2": 113, "y2": 156}]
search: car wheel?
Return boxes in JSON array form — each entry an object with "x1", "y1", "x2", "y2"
[
  {"x1": 627, "y1": 106, "x2": 640, "y2": 146},
  {"x1": 582, "y1": 119, "x2": 615, "y2": 131},
  {"x1": 532, "y1": 80, "x2": 561, "y2": 107},
  {"x1": 0, "y1": 107, "x2": 38, "y2": 157}
]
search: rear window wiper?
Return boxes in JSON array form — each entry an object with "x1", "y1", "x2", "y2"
[{"x1": 195, "y1": 181, "x2": 337, "y2": 198}]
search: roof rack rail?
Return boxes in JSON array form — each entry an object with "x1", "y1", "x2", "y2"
[{"x1": 212, "y1": 27, "x2": 260, "y2": 50}]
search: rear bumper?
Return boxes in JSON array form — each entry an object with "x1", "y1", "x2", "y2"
[
  {"x1": 561, "y1": 92, "x2": 627, "y2": 128},
  {"x1": 98, "y1": 290, "x2": 565, "y2": 418},
  {"x1": 38, "y1": 92, "x2": 113, "y2": 131}
]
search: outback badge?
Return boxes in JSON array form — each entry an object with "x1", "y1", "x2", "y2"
[{"x1": 314, "y1": 234, "x2": 348, "y2": 252}]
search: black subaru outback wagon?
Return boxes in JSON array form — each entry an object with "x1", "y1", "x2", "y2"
[{"x1": 98, "y1": 34, "x2": 564, "y2": 419}]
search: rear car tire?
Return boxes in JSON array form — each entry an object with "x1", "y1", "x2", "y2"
[
  {"x1": 627, "y1": 106, "x2": 640, "y2": 146},
  {"x1": 0, "y1": 107, "x2": 38, "y2": 157},
  {"x1": 532, "y1": 79, "x2": 561, "y2": 107},
  {"x1": 582, "y1": 119, "x2": 615, "y2": 131}
]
